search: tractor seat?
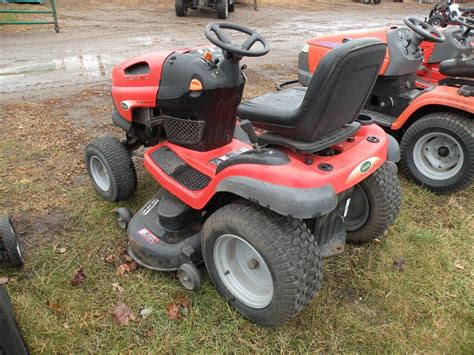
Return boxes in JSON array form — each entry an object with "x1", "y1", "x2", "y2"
[
  {"x1": 439, "y1": 58, "x2": 474, "y2": 78},
  {"x1": 237, "y1": 38, "x2": 387, "y2": 143}
]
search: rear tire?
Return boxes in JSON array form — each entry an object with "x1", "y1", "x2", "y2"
[
  {"x1": 400, "y1": 113, "x2": 473, "y2": 194},
  {"x1": 175, "y1": 0, "x2": 187, "y2": 17},
  {"x1": 228, "y1": 0, "x2": 235, "y2": 12},
  {"x1": 85, "y1": 136, "x2": 137, "y2": 202},
  {"x1": 202, "y1": 201, "x2": 322, "y2": 327},
  {"x1": 216, "y1": 0, "x2": 228, "y2": 19},
  {"x1": 345, "y1": 161, "x2": 401, "y2": 243},
  {"x1": 0, "y1": 216, "x2": 25, "y2": 267}
]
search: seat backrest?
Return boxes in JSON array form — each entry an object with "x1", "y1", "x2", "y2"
[{"x1": 296, "y1": 38, "x2": 386, "y2": 141}]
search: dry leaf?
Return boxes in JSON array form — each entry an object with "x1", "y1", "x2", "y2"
[
  {"x1": 116, "y1": 261, "x2": 139, "y2": 276},
  {"x1": 47, "y1": 300, "x2": 62, "y2": 313},
  {"x1": 112, "y1": 282, "x2": 124, "y2": 293},
  {"x1": 139, "y1": 307, "x2": 153, "y2": 319},
  {"x1": 454, "y1": 260, "x2": 465, "y2": 270},
  {"x1": 393, "y1": 259, "x2": 406, "y2": 271},
  {"x1": 0, "y1": 277, "x2": 10, "y2": 285},
  {"x1": 105, "y1": 255, "x2": 116, "y2": 263},
  {"x1": 143, "y1": 329, "x2": 155, "y2": 338},
  {"x1": 121, "y1": 250, "x2": 133, "y2": 263},
  {"x1": 174, "y1": 294, "x2": 191, "y2": 308},
  {"x1": 71, "y1": 267, "x2": 86, "y2": 286},
  {"x1": 166, "y1": 303, "x2": 180, "y2": 320},
  {"x1": 111, "y1": 302, "x2": 136, "y2": 326}
]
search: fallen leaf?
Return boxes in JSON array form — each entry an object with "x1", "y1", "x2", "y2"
[
  {"x1": 111, "y1": 302, "x2": 136, "y2": 326},
  {"x1": 47, "y1": 300, "x2": 62, "y2": 313},
  {"x1": 112, "y1": 282, "x2": 124, "y2": 293},
  {"x1": 174, "y1": 294, "x2": 191, "y2": 308},
  {"x1": 105, "y1": 255, "x2": 116, "y2": 263},
  {"x1": 0, "y1": 277, "x2": 10, "y2": 285},
  {"x1": 454, "y1": 260, "x2": 465, "y2": 270},
  {"x1": 143, "y1": 329, "x2": 155, "y2": 338},
  {"x1": 139, "y1": 307, "x2": 153, "y2": 319},
  {"x1": 71, "y1": 267, "x2": 86, "y2": 286},
  {"x1": 121, "y1": 250, "x2": 133, "y2": 263},
  {"x1": 393, "y1": 259, "x2": 406, "y2": 271},
  {"x1": 116, "y1": 261, "x2": 139, "y2": 276},
  {"x1": 166, "y1": 303, "x2": 180, "y2": 320}
]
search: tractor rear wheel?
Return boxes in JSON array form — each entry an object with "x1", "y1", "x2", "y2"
[
  {"x1": 202, "y1": 201, "x2": 322, "y2": 326},
  {"x1": 216, "y1": 0, "x2": 228, "y2": 19},
  {"x1": 345, "y1": 161, "x2": 402, "y2": 243},
  {"x1": 400, "y1": 112, "x2": 473, "y2": 194},
  {"x1": 175, "y1": 0, "x2": 188, "y2": 17}
]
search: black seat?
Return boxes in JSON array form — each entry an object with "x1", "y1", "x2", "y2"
[
  {"x1": 237, "y1": 38, "x2": 387, "y2": 142},
  {"x1": 439, "y1": 58, "x2": 474, "y2": 78}
]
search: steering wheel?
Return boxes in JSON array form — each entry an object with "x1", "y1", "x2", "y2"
[
  {"x1": 204, "y1": 23, "x2": 270, "y2": 57},
  {"x1": 403, "y1": 17, "x2": 446, "y2": 43},
  {"x1": 455, "y1": 16, "x2": 474, "y2": 30}
]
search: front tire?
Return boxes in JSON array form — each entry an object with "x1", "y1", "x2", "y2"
[
  {"x1": 175, "y1": 0, "x2": 187, "y2": 17},
  {"x1": 400, "y1": 113, "x2": 473, "y2": 194},
  {"x1": 0, "y1": 216, "x2": 25, "y2": 267},
  {"x1": 228, "y1": 0, "x2": 235, "y2": 12},
  {"x1": 345, "y1": 161, "x2": 401, "y2": 243},
  {"x1": 216, "y1": 0, "x2": 228, "y2": 19},
  {"x1": 202, "y1": 201, "x2": 322, "y2": 327},
  {"x1": 85, "y1": 136, "x2": 137, "y2": 202},
  {"x1": 428, "y1": 14, "x2": 447, "y2": 27}
]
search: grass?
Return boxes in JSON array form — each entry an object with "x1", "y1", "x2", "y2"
[{"x1": 0, "y1": 89, "x2": 473, "y2": 353}]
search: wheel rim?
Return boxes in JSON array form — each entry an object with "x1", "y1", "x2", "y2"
[
  {"x1": 412, "y1": 132, "x2": 464, "y2": 181},
  {"x1": 89, "y1": 156, "x2": 111, "y2": 191},
  {"x1": 213, "y1": 234, "x2": 273, "y2": 309},
  {"x1": 432, "y1": 19, "x2": 441, "y2": 26},
  {"x1": 345, "y1": 184, "x2": 370, "y2": 232}
]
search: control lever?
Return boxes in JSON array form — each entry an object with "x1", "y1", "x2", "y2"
[{"x1": 239, "y1": 119, "x2": 261, "y2": 152}]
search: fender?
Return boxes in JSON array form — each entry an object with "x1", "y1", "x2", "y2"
[
  {"x1": 216, "y1": 177, "x2": 337, "y2": 219},
  {"x1": 391, "y1": 85, "x2": 474, "y2": 130}
]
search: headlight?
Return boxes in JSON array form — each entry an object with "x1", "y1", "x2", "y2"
[{"x1": 301, "y1": 44, "x2": 310, "y2": 54}]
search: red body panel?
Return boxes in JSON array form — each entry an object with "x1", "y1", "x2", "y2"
[
  {"x1": 307, "y1": 28, "x2": 391, "y2": 76},
  {"x1": 144, "y1": 124, "x2": 389, "y2": 210},
  {"x1": 111, "y1": 51, "x2": 173, "y2": 121},
  {"x1": 392, "y1": 85, "x2": 474, "y2": 130}
]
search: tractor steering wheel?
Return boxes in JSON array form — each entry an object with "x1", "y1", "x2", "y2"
[
  {"x1": 403, "y1": 17, "x2": 446, "y2": 43},
  {"x1": 204, "y1": 23, "x2": 270, "y2": 58},
  {"x1": 455, "y1": 16, "x2": 474, "y2": 30}
]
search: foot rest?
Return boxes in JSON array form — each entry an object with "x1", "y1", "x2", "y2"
[
  {"x1": 361, "y1": 109, "x2": 396, "y2": 128},
  {"x1": 150, "y1": 147, "x2": 210, "y2": 191}
]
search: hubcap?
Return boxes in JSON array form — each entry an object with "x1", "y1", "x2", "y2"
[
  {"x1": 213, "y1": 234, "x2": 273, "y2": 309},
  {"x1": 89, "y1": 156, "x2": 111, "y2": 191},
  {"x1": 345, "y1": 184, "x2": 370, "y2": 232},
  {"x1": 413, "y1": 132, "x2": 464, "y2": 180}
]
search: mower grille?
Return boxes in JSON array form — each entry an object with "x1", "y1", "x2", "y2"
[{"x1": 163, "y1": 116, "x2": 206, "y2": 146}]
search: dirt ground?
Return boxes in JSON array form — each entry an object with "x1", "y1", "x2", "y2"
[
  {"x1": 1, "y1": 1, "x2": 473, "y2": 353},
  {"x1": 1, "y1": 1, "x2": 429, "y2": 102}
]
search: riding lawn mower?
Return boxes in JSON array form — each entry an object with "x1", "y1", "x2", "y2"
[
  {"x1": 298, "y1": 17, "x2": 474, "y2": 194},
  {"x1": 85, "y1": 23, "x2": 401, "y2": 326}
]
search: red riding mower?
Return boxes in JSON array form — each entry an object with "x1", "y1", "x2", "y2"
[
  {"x1": 298, "y1": 17, "x2": 474, "y2": 193},
  {"x1": 85, "y1": 23, "x2": 401, "y2": 326},
  {"x1": 417, "y1": 16, "x2": 473, "y2": 85}
]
